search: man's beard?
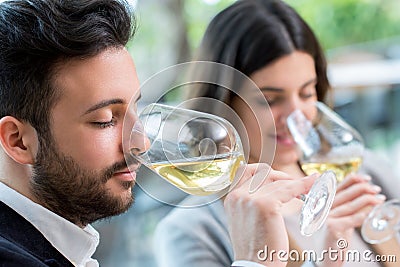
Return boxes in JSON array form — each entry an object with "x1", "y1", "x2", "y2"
[{"x1": 31, "y1": 137, "x2": 135, "y2": 226}]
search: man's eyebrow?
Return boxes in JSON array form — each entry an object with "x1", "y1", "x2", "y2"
[{"x1": 83, "y1": 99, "x2": 125, "y2": 115}]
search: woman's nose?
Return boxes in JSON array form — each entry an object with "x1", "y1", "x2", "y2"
[
  {"x1": 287, "y1": 96, "x2": 303, "y2": 115},
  {"x1": 278, "y1": 98, "x2": 302, "y2": 124}
]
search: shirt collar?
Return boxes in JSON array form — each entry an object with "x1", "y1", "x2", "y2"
[{"x1": 0, "y1": 182, "x2": 99, "y2": 267}]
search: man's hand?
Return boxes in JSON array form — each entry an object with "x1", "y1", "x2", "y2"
[{"x1": 224, "y1": 163, "x2": 317, "y2": 267}]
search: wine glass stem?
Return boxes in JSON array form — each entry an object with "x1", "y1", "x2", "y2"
[{"x1": 299, "y1": 194, "x2": 307, "y2": 202}]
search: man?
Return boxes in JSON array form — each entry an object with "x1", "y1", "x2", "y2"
[{"x1": 0, "y1": 0, "x2": 316, "y2": 266}]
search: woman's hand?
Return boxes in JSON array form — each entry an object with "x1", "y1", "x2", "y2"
[
  {"x1": 224, "y1": 163, "x2": 317, "y2": 267},
  {"x1": 321, "y1": 174, "x2": 386, "y2": 267}
]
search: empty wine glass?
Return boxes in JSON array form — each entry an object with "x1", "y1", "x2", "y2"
[
  {"x1": 287, "y1": 101, "x2": 364, "y2": 184},
  {"x1": 361, "y1": 199, "x2": 400, "y2": 244},
  {"x1": 127, "y1": 103, "x2": 337, "y2": 236}
]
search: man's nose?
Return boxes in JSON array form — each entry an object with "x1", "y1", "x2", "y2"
[{"x1": 129, "y1": 120, "x2": 151, "y2": 156}]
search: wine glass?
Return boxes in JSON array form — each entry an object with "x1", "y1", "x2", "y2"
[
  {"x1": 287, "y1": 101, "x2": 365, "y2": 183},
  {"x1": 127, "y1": 103, "x2": 337, "y2": 236},
  {"x1": 361, "y1": 199, "x2": 400, "y2": 244},
  {"x1": 131, "y1": 103, "x2": 244, "y2": 196},
  {"x1": 286, "y1": 102, "x2": 400, "y2": 243}
]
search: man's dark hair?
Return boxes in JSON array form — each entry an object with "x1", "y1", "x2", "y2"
[{"x1": 0, "y1": 0, "x2": 136, "y2": 136}]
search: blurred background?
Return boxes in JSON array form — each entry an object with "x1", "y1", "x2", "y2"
[{"x1": 93, "y1": 0, "x2": 400, "y2": 266}]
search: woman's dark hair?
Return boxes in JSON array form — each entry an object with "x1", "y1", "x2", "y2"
[
  {"x1": 0, "y1": 0, "x2": 136, "y2": 137},
  {"x1": 189, "y1": 0, "x2": 330, "y2": 105}
]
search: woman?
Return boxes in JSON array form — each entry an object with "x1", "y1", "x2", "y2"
[{"x1": 154, "y1": 1, "x2": 399, "y2": 266}]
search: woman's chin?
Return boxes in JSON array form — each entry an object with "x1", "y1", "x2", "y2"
[{"x1": 273, "y1": 148, "x2": 299, "y2": 166}]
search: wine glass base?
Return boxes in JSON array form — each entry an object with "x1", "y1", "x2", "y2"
[
  {"x1": 361, "y1": 199, "x2": 400, "y2": 244},
  {"x1": 300, "y1": 171, "x2": 337, "y2": 236}
]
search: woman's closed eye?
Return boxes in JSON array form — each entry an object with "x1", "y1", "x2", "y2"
[
  {"x1": 299, "y1": 80, "x2": 317, "y2": 99},
  {"x1": 300, "y1": 92, "x2": 316, "y2": 99},
  {"x1": 258, "y1": 95, "x2": 284, "y2": 106},
  {"x1": 92, "y1": 117, "x2": 116, "y2": 128}
]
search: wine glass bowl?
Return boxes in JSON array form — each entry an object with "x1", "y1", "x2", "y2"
[
  {"x1": 286, "y1": 102, "x2": 400, "y2": 243},
  {"x1": 130, "y1": 103, "x2": 244, "y2": 196},
  {"x1": 287, "y1": 101, "x2": 364, "y2": 183}
]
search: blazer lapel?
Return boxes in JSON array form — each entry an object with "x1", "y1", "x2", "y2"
[{"x1": 0, "y1": 201, "x2": 74, "y2": 267}]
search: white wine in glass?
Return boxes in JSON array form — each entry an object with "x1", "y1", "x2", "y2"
[
  {"x1": 131, "y1": 103, "x2": 244, "y2": 196},
  {"x1": 151, "y1": 152, "x2": 243, "y2": 196},
  {"x1": 287, "y1": 101, "x2": 364, "y2": 183},
  {"x1": 130, "y1": 103, "x2": 336, "y2": 235},
  {"x1": 301, "y1": 158, "x2": 362, "y2": 184}
]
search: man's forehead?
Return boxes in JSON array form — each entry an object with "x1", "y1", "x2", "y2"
[{"x1": 51, "y1": 48, "x2": 140, "y2": 112}]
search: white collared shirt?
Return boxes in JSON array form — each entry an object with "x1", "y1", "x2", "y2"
[{"x1": 0, "y1": 182, "x2": 99, "y2": 267}]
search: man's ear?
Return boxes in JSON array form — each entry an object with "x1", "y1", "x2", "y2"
[{"x1": 0, "y1": 116, "x2": 38, "y2": 164}]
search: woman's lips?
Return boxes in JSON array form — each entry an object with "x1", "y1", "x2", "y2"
[{"x1": 275, "y1": 134, "x2": 296, "y2": 146}]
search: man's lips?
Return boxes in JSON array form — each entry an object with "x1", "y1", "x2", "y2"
[{"x1": 113, "y1": 165, "x2": 140, "y2": 182}]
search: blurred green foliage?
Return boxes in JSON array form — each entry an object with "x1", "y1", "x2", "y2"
[
  {"x1": 130, "y1": 0, "x2": 400, "y2": 89},
  {"x1": 283, "y1": 0, "x2": 400, "y2": 50},
  {"x1": 183, "y1": 0, "x2": 400, "y2": 51},
  {"x1": 184, "y1": 0, "x2": 236, "y2": 51}
]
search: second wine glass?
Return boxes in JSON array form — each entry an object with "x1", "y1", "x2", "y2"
[
  {"x1": 287, "y1": 101, "x2": 365, "y2": 184},
  {"x1": 128, "y1": 103, "x2": 337, "y2": 236},
  {"x1": 286, "y1": 102, "x2": 400, "y2": 245}
]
